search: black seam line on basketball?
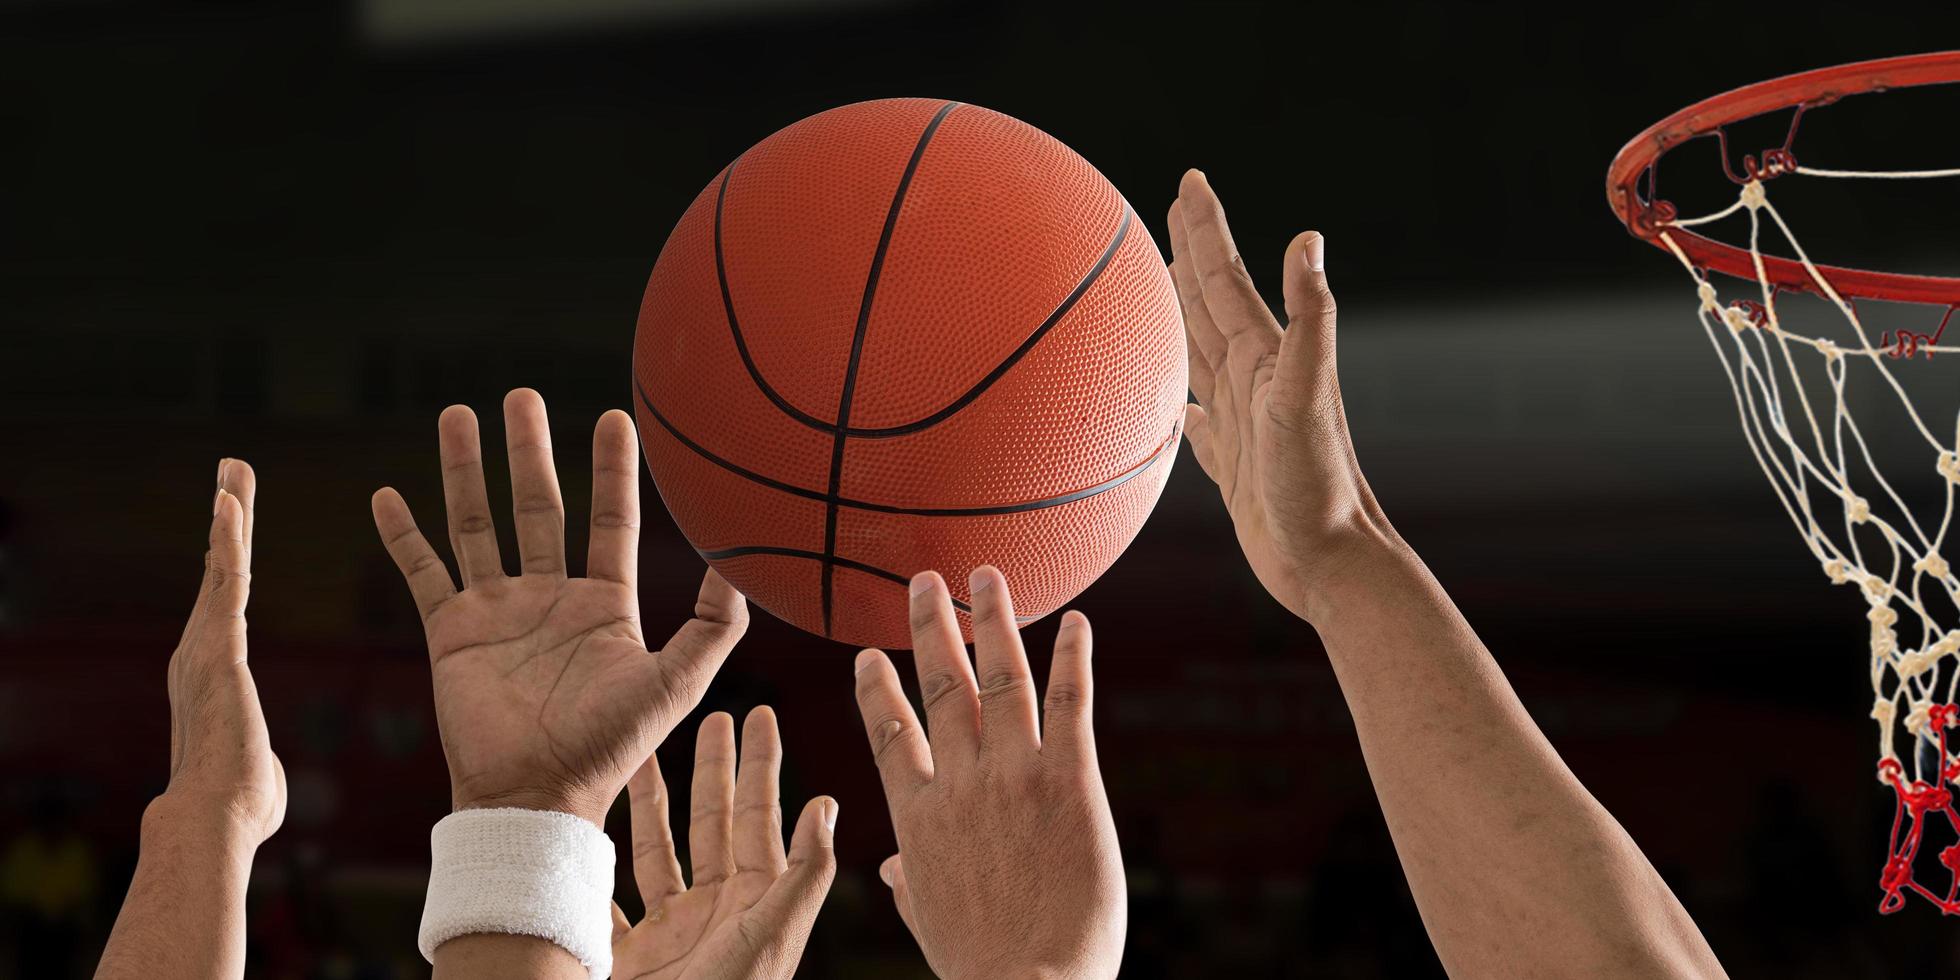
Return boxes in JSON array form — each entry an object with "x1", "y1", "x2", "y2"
[
  {"x1": 694, "y1": 544, "x2": 1038, "y2": 621},
  {"x1": 822, "y1": 99, "x2": 963, "y2": 638},
  {"x1": 846, "y1": 204, "x2": 1134, "y2": 439},
  {"x1": 711, "y1": 200, "x2": 1134, "y2": 441},
  {"x1": 713, "y1": 163, "x2": 837, "y2": 433},
  {"x1": 636, "y1": 378, "x2": 1178, "y2": 516}
]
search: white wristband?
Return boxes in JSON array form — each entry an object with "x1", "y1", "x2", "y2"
[{"x1": 418, "y1": 808, "x2": 616, "y2": 979}]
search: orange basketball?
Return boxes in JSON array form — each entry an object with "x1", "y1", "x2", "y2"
[{"x1": 633, "y1": 98, "x2": 1184, "y2": 649}]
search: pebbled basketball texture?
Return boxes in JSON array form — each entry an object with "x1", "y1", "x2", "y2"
[{"x1": 633, "y1": 98, "x2": 1184, "y2": 649}]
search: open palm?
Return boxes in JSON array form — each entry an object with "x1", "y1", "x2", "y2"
[
  {"x1": 371, "y1": 388, "x2": 747, "y2": 826},
  {"x1": 610, "y1": 709, "x2": 836, "y2": 980}
]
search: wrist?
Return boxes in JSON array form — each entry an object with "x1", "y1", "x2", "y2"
[
  {"x1": 451, "y1": 786, "x2": 610, "y2": 830},
  {"x1": 140, "y1": 795, "x2": 259, "y2": 868},
  {"x1": 421, "y1": 808, "x2": 616, "y2": 978},
  {"x1": 1295, "y1": 517, "x2": 1419, "y2": 627}
]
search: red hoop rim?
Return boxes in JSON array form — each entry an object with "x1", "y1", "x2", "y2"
[{"x1": 1608, "y1": 51, "x2": 1960, "y2": 306}]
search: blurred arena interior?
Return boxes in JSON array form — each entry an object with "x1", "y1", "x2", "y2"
[{"x1": 5, "y1": 2, "x2": 1960, "y2": 976}]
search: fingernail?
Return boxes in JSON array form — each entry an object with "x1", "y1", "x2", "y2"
[
  {"x1": 879, "y1": 860, "x2": 895, "y2": 886},
  {"x1": 1303, "y1": 232, "x2": 1326, "y2": 272},
  {"x1": 854, "y1": 649, "x2": 880, "y2": 675},
  {"x1": 216, "y1": 458, "x2": 230, "y2": 487},
  {"x1": 909, "y1": 572, "x2": 933, "y2": 597},
  {"x1": 967, "y1": 567, "x2": 994, "y2": 595},
  {"x1": 213, "y1": 487, "x2": 231, "y2": 517},
  {"x1": 821, "y1": 797, "x2": 838, "y2": 831}
]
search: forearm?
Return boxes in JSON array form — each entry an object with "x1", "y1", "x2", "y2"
[
  {"x1": 433, "y1": 933, "x2": 587, "y2": 979},
  {"x1": 96, "y1": 799, "x2": 256, "y2": 980},
  {"x1": 1306, "y1": 531, "x2": 1724, "y2": 979}
]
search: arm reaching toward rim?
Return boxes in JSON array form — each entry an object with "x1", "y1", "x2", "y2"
[{"x1": 1170, "y1": 169, "x2": 1727, "y2": 979}]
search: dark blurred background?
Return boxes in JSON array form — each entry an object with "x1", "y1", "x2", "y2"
[{"x1": 6, "y1": 1, "x2": 1960, "y2": 976}]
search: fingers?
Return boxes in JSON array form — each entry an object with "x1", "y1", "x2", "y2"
[
  {"x1": 738, "y1": 797, "x2": 838, "y2": 971},
  {"x1": 370, "y1": 487, "x2": 459, "y2": 621},
  {"x1": 966, "y1": 566, "x2": 1039, "y2": 757},
  {"x1": 1276, "y1": 230, "x2": 1338, "y2": 418},
  {"x1": 1182, "y1": 404, "x2": 1221, "y2": 485},
  {"x1": 1176, "y1": 170, "x2": 1282, "y2": 346},
  {"x1": 203, "y1": 488, "x2": 252, "y2": 646},
  {"x1": 853, "y1": 649, "x2": 933, "y2": 797},
  {"x1": 588, "y1": 409, "x2": 641, "y2": 587},
  {"x1": 733, "y1": 706, "x2": 786, "y2": 876},
  {"x1": 176, "y1": 460, "x2": 239, "y2": 651},
  {"x1": 653, "y1": 569, "x2": 748, "y2": 712},
  {"x1": 502, "y1": 389, "x2": 567, "y2": 577},
  {"x1": 627, "y1": 750, "x2": 685, "y2": 908},
  {"x1": 906, "y1": 572, "x2": 980, "y2": 769},
  {"x1": 218, "y1": 458, "x2": 256, "y2": 562},
  {"x1": 1167, "y1": 199, "x2": 1226, "y2": 389},
  {"x1": 170, "y1": 483, "x2": 258, "y2": 776},
  {"x1": 172, "y1": 466, "x2": 252, "y2": 769},
  {"x1": 688, "y1": 711, "x2": 738, "y2": 887},
  {"x1": 1041, "y1": 611, "x2": 1097, "y2": 764},
  {"x1": 880, "y1": 853, "x2": 920, "y2": 940},
  {"x1": 1184, "y1": 320, "x2": 1217, "y2": 408},
  {"x1": 437, "y1": 405, "x2": 505, "y2": 587}
]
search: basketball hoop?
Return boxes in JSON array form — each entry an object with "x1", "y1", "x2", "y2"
[{"x1": 1608, "y1": 52, "x2": 1960, "y2": 915}]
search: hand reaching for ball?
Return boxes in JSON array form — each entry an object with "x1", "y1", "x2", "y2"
[
  {"x1": 610, "y1": 708, "x2": 838, "y2": 980},
  {"x1": 1170, "y1": 170, "x2": 1402, "y2": 623},
  {"x1": 853, "y1": 567, "x2": 1125, "y2": 979},
  {"x1": 371, "y1": 388, "x2": 748, "y2": 828}
]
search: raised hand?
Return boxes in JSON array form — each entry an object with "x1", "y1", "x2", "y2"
[
  {"x1": 1167, "y1": 174, "x2": 1729, "y2": 978},
  {"x1": 1170, "y1": 169, "x2": 1398, "y2": 622},
  {"x1": 370, "y1": 388, "x2": 747, "y2": 827},
  {"x1": 98, "y1": 459, "x2": 285, "y2": 979},
  {"x1": 158, "y1": 458, "x2": 287, "y2": 843},
  {"x1": 853, "y1": 567, "x2": 1123, "y2": 980},
  {"x1": 610, "y1": 709, "x2": 837, "y2": 980}
]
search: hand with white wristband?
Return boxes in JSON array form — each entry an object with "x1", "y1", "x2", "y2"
[
  {"x1": 372, "y1": 388, "x2": 751, "y2": 979},
  {"x1": 609, "y1": 708, "x2": 838, "y2": 980}
]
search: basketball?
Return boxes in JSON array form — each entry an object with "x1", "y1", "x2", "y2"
[{"x1": 633, "y1": 97, "x2": 1185, "y2": 649}]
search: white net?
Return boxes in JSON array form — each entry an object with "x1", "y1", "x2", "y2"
[{"x1": 1655, "y1": 172, "x2": 1960, "y2": 912}]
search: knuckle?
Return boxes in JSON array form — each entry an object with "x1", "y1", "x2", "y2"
[
  {"x1": 866, "y1": 714, "x2": 917, "y2": 763},
  {"x1": 589, "y1": 510, "x2": 639, "y2": 530},
  {"x1": 1198, "y1": 257, "x2": 1253, "y2": 290},
  {"x1": 917, "y1": 671, "x2": 967, "y2": 715},
  {"x1": 1044, "y1": 681, "x2": 1089, "y2": 710},
  {"x1": 793, "y1": 848, "x2": 838, "y2": 890},
  {"x1": 1295, "y1": 282, "x2": 1338, "y2": 317},
  {"x1": 512, "y1": 496, "x2": 561, "y2": 516},
  {"x1": 731, "y1": 799, "x2": 781, "y2": 821},
  {"x1": 454, "y1": 514, "x2": 494, "y2": 535},
  {"x1": 974, "y1": 670, "x2": 1028, "y2": 707}
]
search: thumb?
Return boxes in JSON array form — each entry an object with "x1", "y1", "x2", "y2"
[
  {"x1": 610, "y1": 901, "x2": 631, "y2": 945},
  {"x1": 1276, "y1": 231, "x2": 1336, "y2": 414},
  {"x1": 880, "y1": 853, "x2": 921, "y2": 942},
  {"x1": 737, "y1": 796, "x2": 838, "y2": 970}
]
